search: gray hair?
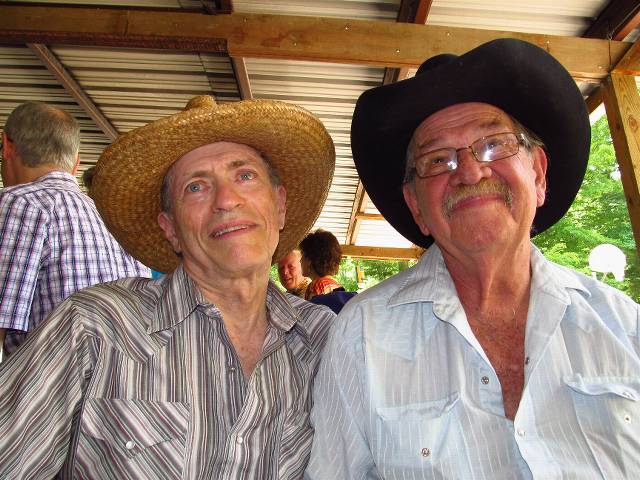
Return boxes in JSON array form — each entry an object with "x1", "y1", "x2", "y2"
[
  {"x1": 4, "y1": 101, "x2": 80, "y2": 171},
  {"x1": 160, "y1": 148, "x2": 281, "y2": 214},
  {"x1": 403, "y1": 113, "x2": 546, "y2": 185}
]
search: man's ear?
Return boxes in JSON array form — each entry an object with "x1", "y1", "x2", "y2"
[
  {"x1": 402, "y1": 182, "x2": 431, "y2": 237},
  {"x1": 3, "y1": 133, "x2": 14, "y2": 158},
  {"x1": 157, "y1": 211, "x2": 182, "y2": 254},
  {"x1": 276, "y1": 185, "x2": 287, "y2": 231},
  {"x1": 71, "y1": 154, "x2": 81, "y2": 176},
  {"x1": 532, "y1": 146, "x2": 548, "y2": 207}
]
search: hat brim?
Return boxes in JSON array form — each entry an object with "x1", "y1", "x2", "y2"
[
  {"x1": 92, "y1": 99, "x2": 335, "y2": 273},
  {"x1": 351, "y1": 38, "x2": 590, "y2": 248}
]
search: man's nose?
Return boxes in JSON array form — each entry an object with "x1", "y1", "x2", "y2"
[
  {"x1": 449, "y1": 148, "x2": 491, "y2": 186},
  {"x1": 212, "y1": 181, "x2": 243, "y2": 211}
]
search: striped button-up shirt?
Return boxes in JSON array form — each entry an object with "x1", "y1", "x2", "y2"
[
  {"x1": 0, "y1": 265, "x2": 335, "y2": 479},
  {"x1": 306, "y1": 245, "x2": 640, "y2": 479},
  {"x1": 0, "y1": 171, "x2": 150, "y2": 354}
]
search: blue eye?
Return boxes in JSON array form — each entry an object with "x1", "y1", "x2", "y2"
[
  {"x1": 187, "y1": 183, "x2": 202, "y2": 193},
  {"x1": 239, "y1": 171, "x2": 255, "y2": 181}
]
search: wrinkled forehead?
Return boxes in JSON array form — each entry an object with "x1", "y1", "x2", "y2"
[
  {"x1": 175, "y1": 141, "x2": 264, "y2": 168},
  {"x1": 163, "y1": 140, "x2": 269, "y2": 190},
  {"x1": 411, "y1": 102, "x2": 515, "y2": 148}
]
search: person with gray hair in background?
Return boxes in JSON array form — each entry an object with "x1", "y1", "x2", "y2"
[{"x1": 0, "y1": 101, "x2": 150, "y2": 356}]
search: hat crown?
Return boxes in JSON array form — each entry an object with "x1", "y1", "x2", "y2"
[
  {"x1": 416, "y1": 53, "x2": 458, "y2": 76},
  {"x1": 185, "y1": 95, "x2": 216, "y2": 111}
]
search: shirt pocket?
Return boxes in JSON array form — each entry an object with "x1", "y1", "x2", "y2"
[
  {"x1": 374, "y1": 392, "x2": 471, "y2": 478},
  {"x1": 564, "y1": 374, "x2": 640, "y2": 477},
  {"x1": 79, "y1": 398, "x2": 190, "y2": 480},
  {"x1": 278, "y1": 409, "x2": 313, "y2": 479}
]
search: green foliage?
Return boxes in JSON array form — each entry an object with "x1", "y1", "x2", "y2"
[
  {"x1": 533, "y1": 116, "x2": 640, "y2": 301},
  {"x1": 269, "y1": 264, "x2": 282, "y2": 289},
  {"x1": 336, "y1": 257, "x2": 415, "y2": 292}
]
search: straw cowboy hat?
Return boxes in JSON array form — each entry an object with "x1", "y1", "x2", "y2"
[
  {"x1": 351, "y1": 38, "x2": 590, "y2": 248},
  {"x1": 91, "y1": 96, "x2": 335, "y2": 273}
]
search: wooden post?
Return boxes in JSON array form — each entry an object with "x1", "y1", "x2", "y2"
[{"x1": 602, "y1": 73, "x2": 640, "y2": 255}]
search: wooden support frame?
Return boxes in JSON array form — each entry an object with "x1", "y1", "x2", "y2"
[
  {"x1": 28, "y1": 43, "x2": 118, "y2": 141},
  {"x1": 230, "y1": 56, "x2": 253, "y2": 100},
  {"x1": 382, "y1": 0, "x2": 433, "y2": 84},
  {"x1": 345, "y1": 182, "x2": 365, "y2": 245},
  {"x1": 0, "y1": 5, "x2": 635, "y2": 78},
  {"x1": 341, "y1": 244, "x2": 423, "y2": 261},
  {"x1": 601, "y1": 73, "x2": 640, "y2": 255},
  {"x1": 583, "y1": 0, "x2": 640, "y2": 41}
]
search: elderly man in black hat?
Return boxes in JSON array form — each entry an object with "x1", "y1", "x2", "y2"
[
  {"x1": 306, "y1": 39, "x2": 640, "y2": 479},
  {"x1": 0, "y1": 96, "x2": 336, "y2": 479}
]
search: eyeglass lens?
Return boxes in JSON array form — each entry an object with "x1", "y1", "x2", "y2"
[{"x1": 414, "y1": 132, "x2": 521, "y2": 178}]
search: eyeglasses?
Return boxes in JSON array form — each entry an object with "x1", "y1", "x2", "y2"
[{"x1": 411, "y1": 132, "x2": 527, "y2": 178}]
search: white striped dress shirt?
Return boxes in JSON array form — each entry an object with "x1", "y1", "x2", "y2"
[
  {"x1": 0, "y1": 265, "x2": 334, "y2": 479},
  {"x1": 306, "y1": 245, "x2": 640, "y2": 479}
]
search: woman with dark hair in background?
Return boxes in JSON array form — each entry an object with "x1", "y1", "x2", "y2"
[{"x1": 299, "y1": 229, "x2": 343, "y2": 300}]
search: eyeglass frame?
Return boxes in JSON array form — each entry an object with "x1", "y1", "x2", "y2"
[{"x1": 405, "y1": 131, "x2": 530, "y2": 181}]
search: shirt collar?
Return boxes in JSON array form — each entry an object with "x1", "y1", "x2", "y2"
[
  {"x1": 388, "y1": 245, "x2": 453, "y2": 307},
  {"x1": 388, "y1": 243, "x2": 591, "y2": 309},
  {"x1": 529, "y1": 244, "x2": 590, "y2": 302},
  {"x1": 266, "y1": 281, "x2": 314, "y2": 351},
  {"x1": 36, "y1": 170, "x2": 79, "y2": 186},
  {"x1": 149, "y1": 266, "x2": 311, "y2": 349},
  {"x1": 149, "y1": 264, "x2": 202, "y2": 333}
]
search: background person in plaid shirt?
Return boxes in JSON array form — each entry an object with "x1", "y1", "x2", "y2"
[{"x1": 0, "y1": 101, "x2": 150, "y2": 356}]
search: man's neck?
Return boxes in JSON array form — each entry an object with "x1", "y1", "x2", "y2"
[
  {"x1": 17, "y1": 166, "x2": 70, "y2": 186},
  {"x1": 187, "y1": 264, "x2": 272, "y2": 377},
  {"x1": 443, "y1": 239, "x2": 532, "y2": 315},
  {"x1": 442, "y1": 240, "x2": 532, "y2": 421}
]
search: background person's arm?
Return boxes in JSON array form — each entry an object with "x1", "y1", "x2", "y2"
[{"x1": 0, "y1": 193, "x2": 47, "y2": 351}]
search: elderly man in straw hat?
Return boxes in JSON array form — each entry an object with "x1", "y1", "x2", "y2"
[
  {"x1": 306, "y1": 39, "x2": 640, "y2": 479},
  {"x1": 0, "y1": 95, "x2": 336, "y2": 479}
]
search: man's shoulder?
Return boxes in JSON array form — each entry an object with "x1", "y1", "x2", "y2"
[
  {"x1": 283, "y1": 292, "x2": 336, "y2": 349},
  {"x1": 0, "y1": 173, "x2": 83, "y2": 210},
  {"x1": 343, "y1": 264, "x2": 418, "y2": 312},
  {"x1": 69, "y1": 275, "x2": 163, "y2": 311},
  {"x1": 536, "y1": 253, "x2": 639, "y2": 334}
]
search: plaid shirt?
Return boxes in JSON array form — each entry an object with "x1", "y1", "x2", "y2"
[
  {"x1": 0, "y1": 266, "x2": 334, "y2": 479},
  {"x1": 0, "y1": 171, "x2": 150, "y2": 354}
]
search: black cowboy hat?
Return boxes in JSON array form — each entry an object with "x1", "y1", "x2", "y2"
[{"x1": 351, "y1": 38, "x2": 590, "y2": 248}]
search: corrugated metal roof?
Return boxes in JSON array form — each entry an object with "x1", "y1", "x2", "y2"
[{"x1": 246, "y1": 57, "x2": 382, "y2": 243}]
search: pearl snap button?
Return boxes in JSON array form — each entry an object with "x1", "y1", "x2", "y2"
[{"x1": 125, "y1": 440, "x2": 135, "y2": 450}]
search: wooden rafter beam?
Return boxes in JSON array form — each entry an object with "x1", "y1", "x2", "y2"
[
  {"x1": 230, "y1": 56, "x2": 252, "y2": 100},
  {"x1": 355, "y1": 213, "x2": 385, "y2": 221},
  {"x1": 341, "y1": 244, "x2": 423, "y2": 261},
  {"x1": 585, "y1": 87, "x2": 604, "y2": 114},
  {"x1": 383, "y1": 0, "x2": 433, "y2": 84},
  {"x1": 199, "y1": 0, "x2": 233, "y2": 15},
  {"x1": 601, "y1": 73, "x2": 640, "y2": 255},
  {"x1": 345, "y1": 181, "x2": 365, "y2": 245},
  {"x1": 582, "y1": 0, "x2": 640, "y2": 112},
  {"x1": 583, "y1": 0, "x2": 640, "y2": 41},
  {"x1": 28, "y1": 43, "x2": 118, "y2": 141},
  {"x1": 0, "y1": 5, "x2": 635, "y2": 78},
  {"x1": 613, "y1": 39, "x2": 640, "y2": 75}
]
